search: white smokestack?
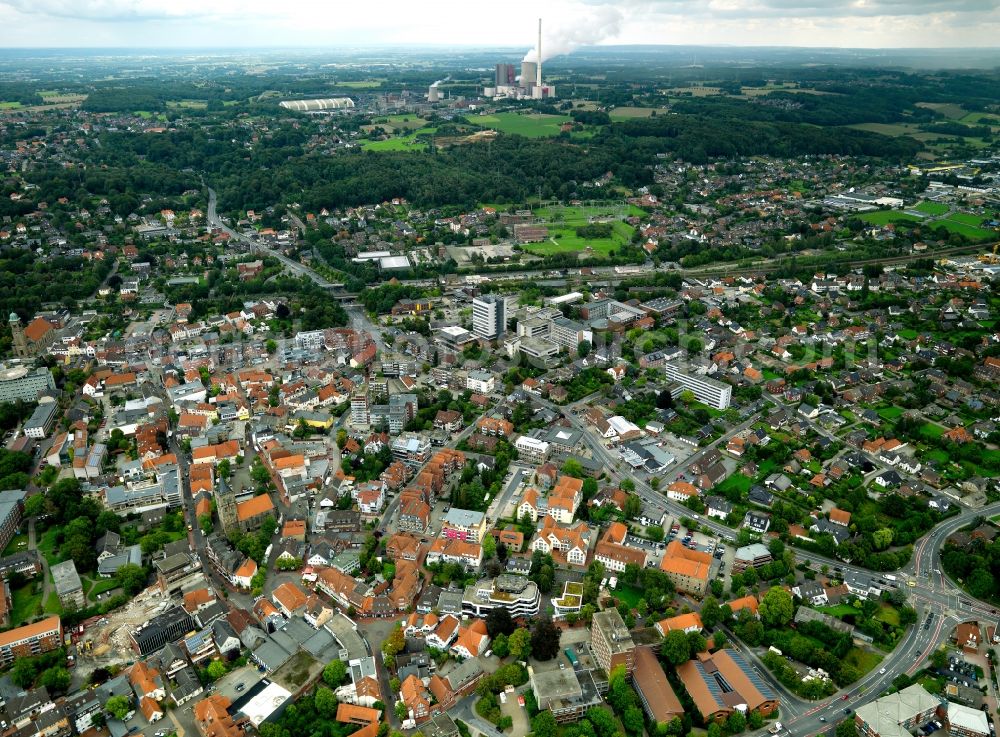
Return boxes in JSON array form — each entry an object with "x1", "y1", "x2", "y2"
[
  {"x1": 522, "y1": 7, "x2": 623, "y2": 64},
  {"x1": 537, "y1": 18, "x2": 542, "y2": 88}
]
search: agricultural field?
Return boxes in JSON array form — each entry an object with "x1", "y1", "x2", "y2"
[
  {"x1": 0, "y1": 101, "x2": 22, "y2": 109},
  {"x1": 859, "y1": 210, "x2": 923, "y2": 226},
  {"x1": 474, "y1": 112, "x2": 571, "y2": 138},
  {"x1": 664, "y1": 85, "x2": 722, "y2": 97},
  {"x1": 335, "y1": 80, "x2": 385, "y2": 89},
  {"x1": 609, "y1": 106, "x2": 664, "y2": 120},
  {"x1": 914, "y1": 201, "x2": 950, "y2": 216},
  {"x1": 167, "y1": 99, "x2": 208, "y2": 109},
  {"x1": 916, "y1": 102, "x2": 968, "y2": 119},
  {"x1": 961, "y1": 112, "x2": 1000, "y2": 126}
]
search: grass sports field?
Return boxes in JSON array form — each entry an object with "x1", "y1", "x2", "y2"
[
  {"x1": 859, "y1": 210, "x2": 922, "y2": 225},
  {"x1": 914, "y1": 201, "x2": 950, "y2": 216},
  {"x1": 935, "y1": 213, "x2": 996, "y2": 241},
  {"x1": 474, "y1": 112, "x2": 571, "y2": 138}
]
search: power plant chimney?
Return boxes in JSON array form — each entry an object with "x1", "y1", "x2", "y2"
[{"x1": 536, "y1": 18, "x2": 543, "y2": 88}]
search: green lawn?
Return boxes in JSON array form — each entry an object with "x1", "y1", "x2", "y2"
[
  {"x1": 716, "y1": 474, "x2": 752, "y2": 496},
  {"x1": 844, "y1": 648, "x2": 883, "y2": 675},
  {"x1": 818, "y1": 604, "x2": 862, "y2": 618},
  {"x1": 2, "y1": 531, "x2": 27, "y2": 556},
  {"x1": 877, "y1": 406, "x2": 904, "y2": 421},
  {"x1": 84, "y1": 575, "x2": 119, "y2": 602},
  {"x1": 859, "y1": 210, "x2": 923, "y2": 226},
  {"x1": 914, "y1": 201, "x2": 950, "y2": 216},
  {"x1": 44, "y1": 591, "x2": 62, "y2": 615},
  {"x1": 925, "y1": 448, "x2": 949, "y2": 464},
  {"x1": 613, "y1": 585, "x2": 644, "y2": 609},
  {"x1": 37, "y1": 527, "x2": 60, "y2": 566},
  {"x1": 11, "y1": 583, "x2": 42, "y2": 623},
  {"x1": 475, "y1": 112, "x2": 572, "y2": 138},
  {"x1": 897, "y1": 328, "x2": 919, "y2": 340},
  {"x1": 920, "y1": 423, "x2": 946, "y2": 440},
  {"x1": 0, "y1": 101, "x2": 22, "y2": 110},
  {"x1": 875, "y1": 603, "x2": 900, "y2": 626}
]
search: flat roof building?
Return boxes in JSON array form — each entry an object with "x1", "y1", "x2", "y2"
[
  {"x1": 855, "y1": 684, "x2": 940, "y2": 737},
  {"x1": 664, "y1": 364, "x2": 732, "y2": 410},
  {"x1": 529, "y1": 667, "x2": 602, "y2": 723},
  {"x1": 51, "y1": 559, "x2": 85, "y2": 608},
  {"x1": 591, "y1": 609, "x2": 636, "y2": 675}
]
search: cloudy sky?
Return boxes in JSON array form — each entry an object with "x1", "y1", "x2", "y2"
[{"x1": 1, "y1": 0, "x2": 999, "y2": 49}]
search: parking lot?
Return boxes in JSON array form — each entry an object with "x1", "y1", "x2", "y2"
[{"x1": 214, "y1": 664, "x2": 265, "y2": 702}]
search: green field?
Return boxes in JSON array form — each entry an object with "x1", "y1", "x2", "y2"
[
  {"x1": 961, "y1": 112, "x2": 1000, "y2": 126},
  {"x1": 949, "y1": 212, "x2": 988, "y2": 226},
  {"x1": 475, "y1": 112, "x2": 571, "y2": 138},
  {"x1": 914, "y1": 201, "x2": 950, "y2": 216},
  {"x1": 536, "y1": 203, "x2": 646, "y2": 222},
  {"x1": 859, "y1": 210, "x2": 922, "y2": 226},
  {"x1": 374, "y1": 114, "x2": 430, "y2": 132},
  {"x1": 361, "y1": 127, "x2": 437, "y2": 152},
  {"x1": 934, "y1": 216, "x2": 995, "y2": 241},
  {"x1": 0, "y1": 101, "x2": 23, "y2": 109},
  {"x1": 525, "y1": 220, "x2": 635, "y2": 258}
]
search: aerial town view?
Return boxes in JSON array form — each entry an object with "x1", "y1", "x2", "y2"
[{"x1": 0, "y1": 8, "x2": 999, "y2": 737}]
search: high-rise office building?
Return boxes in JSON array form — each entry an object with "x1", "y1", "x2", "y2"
[{"x1": 472, "y1": 295, "x2": 506, "y2": 341}]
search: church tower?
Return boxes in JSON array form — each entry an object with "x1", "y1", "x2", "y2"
[
  {"x1": 9, "y1": 313, "x2": 27, "y2": 358},
  {"x1": 216, "y1": 474, "x2": 239, "y2": 534}
]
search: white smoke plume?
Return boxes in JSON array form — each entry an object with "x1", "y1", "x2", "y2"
[{"x1": 522, "y1": 7, "x2": 624, "y2": 63}]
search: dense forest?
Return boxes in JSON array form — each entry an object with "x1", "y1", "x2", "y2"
[{"x1": 44, "y1": 101, "x2": 920, "y2": 215}]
